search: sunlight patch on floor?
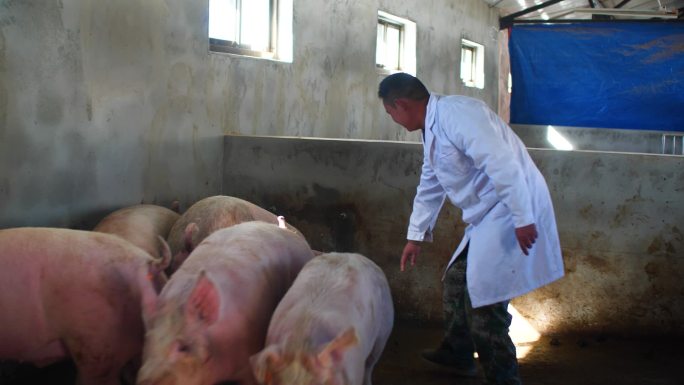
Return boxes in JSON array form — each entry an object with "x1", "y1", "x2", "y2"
[{"x1": 509, "y1": 304, "x2": 541, "y2": 358}]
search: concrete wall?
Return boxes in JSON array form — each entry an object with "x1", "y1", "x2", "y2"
[
  {"x1": 223, "y1": 135, "x2": 684, "y2": 336},
  {"x1": 513, "y1": 124, "x2": 684, "y2": 155},
  {"x1": 0, "y1": 0, "x2": 500, "y2": 228},
  {"x1": 0, "y1": 0, "x2": 224, "y2": 228}
]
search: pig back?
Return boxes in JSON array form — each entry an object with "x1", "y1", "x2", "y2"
[
  {"x1": 165, "y1": 196, "x2": 302, "y2": 263},
  {"x1": 140, "y1": 222, "x2": 314, "y2": 385},
  {"x1": 0, "y1": 227, "x2": 157, "y2": 364},
  {"x1": 93, "y1": 204, "x2": 180, "y2": 259},
  {"x1": 253, "y1": 253, "x2": 394, "y2": 385},
  {"x1": 164, "y1": 221, "x2": 314, "y2": 306},
  {"x1": 268, "y1": 252, "x2": 394, "y2": 349}
]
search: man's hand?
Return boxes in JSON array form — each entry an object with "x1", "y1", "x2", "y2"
[
  {"x1": 515, "y1": 223, "x2": 538, "y2": 255},
  {"x1": 400, "y1": 240, "x2": 422, "y2": 271}
]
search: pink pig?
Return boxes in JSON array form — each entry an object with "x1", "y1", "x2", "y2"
[
  {"x1": 137, "y1": 221, "x2": 315, "y2": 385},
  {"x1": 165, "y1": 195, "x2": 302, "y2": 273},
  {"x1": 93, "y1": 204, "x2": 180, "y2": 261},
  {"x1": 250, "y1": 252, "x2": 394, "y2": 385},
  {"x1": 0, "y1": 227, "x2": 169, "y2": 385}
]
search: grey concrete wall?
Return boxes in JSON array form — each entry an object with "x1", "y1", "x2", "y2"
[
  {"x1": 223, "y1": 135, "x2": 684, "y2": 336},
  {"x1": 0, "y1": 0, "x2": 224, "y2": 228},
  {"x1": 513, "y1": 124, "x2": 684, "y2": 155},
  {"x1": 215, "y1": 0, "x2": 501, "y2": 140},
  {"x1": 0, "y1": 0, "x2": 499, "y2": 228}
]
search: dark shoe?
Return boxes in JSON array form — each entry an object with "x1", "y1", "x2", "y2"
[{"x1": 421, "y1": 348, "x2": 478, "y2": 377}]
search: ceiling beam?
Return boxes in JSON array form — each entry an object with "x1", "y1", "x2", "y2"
[
  {"x1": 501, "y1": 18, "x2": 683, "y2": 24},
  {"x1": 549, "y1": 7, "x2": 678, "y2": 18},
  {"x1": 499, "y1": 0, "x2": 567, "y2": 29}
]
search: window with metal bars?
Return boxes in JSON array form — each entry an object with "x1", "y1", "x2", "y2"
[
  {"x1": 376, "y1": 17, "x2": 404, "y2": 71},
  {"x1": 461, "y1": 45, "x2": 477, "y2": 86},
  {"x1": 209, "y1": 0, "x2": 288, "y2": 60},
  {"x1": 460, "y1": 39, "x2": 485, "y2": 89}
]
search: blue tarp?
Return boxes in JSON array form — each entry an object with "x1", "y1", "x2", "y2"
[{"x1": 509, "y1": 22, "x2": 684, "y2": 131}]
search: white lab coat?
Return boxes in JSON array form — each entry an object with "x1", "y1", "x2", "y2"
[{"x1": 407, "y1": 94, "x2": 564, "y2": 308}]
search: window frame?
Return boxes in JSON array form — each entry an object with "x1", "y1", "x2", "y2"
[
  {"x1": 375, "y1": 10, "x2": 417, "y2": 76},
  {"x1": 209, "y1": 0, "x2": 281, "y2": 60},
  {"x1": 376, "y1": 17, "x2": 405, "y2": 72},
  {"x1": 460, "y1": 38, "x2": 485, "y2": 89},
  {"x1": 461, "y1": 45, "x2": 477, "y2": 85}
]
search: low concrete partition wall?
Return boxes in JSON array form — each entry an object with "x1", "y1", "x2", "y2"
[
  {"x1": 512, "y1": 124, "x2": 684, "y2": 155},
  {"x1": 223, "y1": 135, "x2": 684, "y2": 336}
]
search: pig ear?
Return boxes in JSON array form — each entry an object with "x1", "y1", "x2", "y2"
[
  {"x1": 183, "y1": 223, "x2": 199, "y2": 253},
  {"x1": 170, "y1": 200, "x2": 180, "y2": 213},
  {"x1": 316, "y1": 328, "x2": 358, "y2": 368},
  {"x1": 153, "y1": 236, "x2": 172, "y2": 272},
  {"x1": 250, "y1": 346, "x2": 282, "y2": 384},
  {"x1": 187, "y1": 271, "x2": 220, "y2": 325},
  {"x1": 138, "y1": 270, "x2": 159, "y2": 328}
]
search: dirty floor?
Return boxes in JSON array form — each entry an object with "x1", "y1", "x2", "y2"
[
  {"x1": 374, "y1": 320, "x2": 684, "y2": 385},
  {"x1": 2, "y1": 320, "x2": 683, "y2": 385}
]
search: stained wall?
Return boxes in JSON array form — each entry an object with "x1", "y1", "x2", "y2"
[
  {"x1": 224, "y1": 135, "x2": 684, "y2": 335},
  {"x1": 0, "y1": 0, "x2": 500, "y2": 227}
]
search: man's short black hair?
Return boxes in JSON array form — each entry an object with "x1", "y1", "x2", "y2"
[{"x1": 378, "y1": 73, "x2": 430, "y2": 106}]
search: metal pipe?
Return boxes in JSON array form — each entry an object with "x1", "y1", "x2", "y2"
[
  {"x1": 499, "y1": 0, "x2": 566, "y2": 29},
  {"x1": 508, "y1": 18, "x2": 683, "y2": 24},
  {"x1": 615, "y1": 0, "x2": 632, "y2": 8},
  {"x1": 551, "y1": 7, "x2": 678, "y2": 18},
  {"x1": 670, "y1": 136, "x2": 678, "y2": 155}
]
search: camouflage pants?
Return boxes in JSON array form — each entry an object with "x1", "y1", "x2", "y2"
[{"x1": 442, "y1": 243, "x2": 522, "y2": 385}]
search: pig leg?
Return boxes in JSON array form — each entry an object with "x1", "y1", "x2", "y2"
[
  {"x1": 72, "y1": 352, "x2": 125, "y2": 385},
  {"x1": 70, "y1": 340, "x2": 137, "y2": 385},
  {"x1": 64, "y1": 320, "x2": 141, "y2": 385},
  {"x1": 363, "y1": 356, "x2": 376, "y2": 385},
  {"x1": 362, "y1": 338, "x2": 388, "y2": 385},
  {"x1": 235, "y1": 363, "x2": 259, "y2": 385},
  {"x1": 120, "y1": 356, "x2": 142, "y2": 385}
]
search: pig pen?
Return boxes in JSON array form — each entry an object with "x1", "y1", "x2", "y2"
[
  {"x1": 1, "y1": 134, "x2": 683, "y2": 385},
  {"x1": 221, "y1": 135, "x2": 684, "y2": 385}
]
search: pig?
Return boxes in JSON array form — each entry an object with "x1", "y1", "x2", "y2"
[
  {"x1": 165, "y1": 195, "x2": 303, "y2": 274},
  {"x1": 137, "y1": 221, "x2": 315, "y2": 385},
  {"x1": 0, "y1": 227, "x2": 170, "y2": 385},
  {"x1": 94, "y1": 204, "x2": 180, "y2": 261},
  {"x1": 250, "y1": 252, "x2": 394, "y2": 385}
]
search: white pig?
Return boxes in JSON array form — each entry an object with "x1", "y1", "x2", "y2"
[
  {"x1": 137, "y1": 221, "x2": 315, "y2": 385},
  {"x1": 94, "y1": 204, "x2": 180, "y2": 261},
  {"x1": 250, "y1": 252, "x2": 394, "y2": 385},
  {"x1": 165, "y1": 195, "x2": 302, "y2": 273},
  {"x1": 0, "y1": 227, "x2": 169, "y2": 385}
]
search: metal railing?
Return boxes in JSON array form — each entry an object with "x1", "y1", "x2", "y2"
[{"x1": 661, "y1": 134, "x2": 684, "y2": 155}]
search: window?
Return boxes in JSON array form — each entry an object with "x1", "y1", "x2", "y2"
[
  {"x1": 209, "y1": 0, "x2": 293, "y2": 62},
  {"x1": 376, "y1": 11, "x2": 416, "y2": 75},
  {"x1": 460, "y1": 39, "x2": 484, "y2": 89},
  {"x1": 376, "y1": 18, "x2": 402, "y2": 71}
]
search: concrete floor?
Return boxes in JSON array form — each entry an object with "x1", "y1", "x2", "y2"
[
  {"x1": 374, "y1": 321, "x2": 684, "y2": 385},
  {"x1": 2, "y1": 321, "x2": 683, "y2": 385}
]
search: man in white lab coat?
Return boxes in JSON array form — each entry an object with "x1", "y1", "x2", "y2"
[{"x1": 379, "y1": 73, "x2": 564, "y2": 385}]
